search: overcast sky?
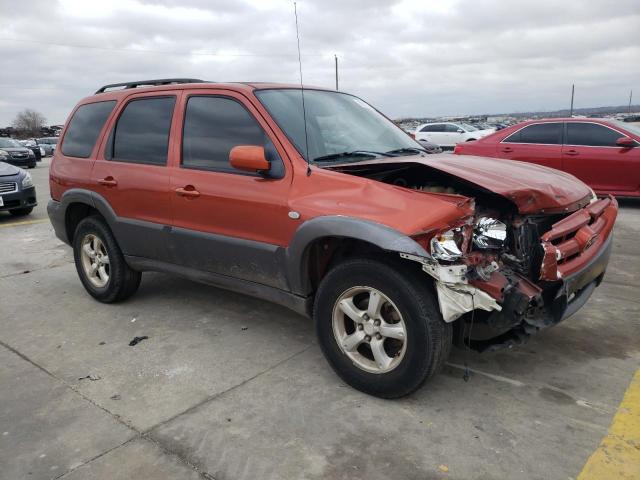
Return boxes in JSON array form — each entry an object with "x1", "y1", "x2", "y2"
[{"x1": 1, "y1": 0, "x2": 639, "y2": 125}]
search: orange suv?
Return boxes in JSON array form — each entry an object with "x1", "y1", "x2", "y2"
[{"x1": 48, "y1": 79, "x2": 618, "y2": 398}]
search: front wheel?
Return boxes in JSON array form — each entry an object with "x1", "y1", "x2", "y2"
[
  {"x1": 314, "y1": 257, "x2": 451, "y2": 398},
  {"x1": 73, "y1": 216, "x2": 141, "y2": 303}
]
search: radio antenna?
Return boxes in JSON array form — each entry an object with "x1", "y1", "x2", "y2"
[{"x1": 294, "y1": 2, "x2": 312, "y2": 176}]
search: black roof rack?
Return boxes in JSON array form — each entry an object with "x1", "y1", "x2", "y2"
[{"x1": 95, "y1": 78, "x2": 206, "y2": 94}]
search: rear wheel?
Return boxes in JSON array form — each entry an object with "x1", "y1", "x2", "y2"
[
  {"x1": 73, "y1": 216, "x2": 141, "y2": 303},
  {"x1": 314, "y1": 257, "x2": 451, "y2": 398}
]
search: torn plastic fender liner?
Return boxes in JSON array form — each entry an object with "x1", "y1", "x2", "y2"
[{"x1": 400, "y1": 253, "x2": 501, "y2": 323}]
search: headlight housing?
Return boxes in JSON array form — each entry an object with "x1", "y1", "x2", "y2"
[
  {"x1": 0, "y1": 149, "x2": 8, "y2": 160},
  {"x1": 21, "y1": 172, "x2": 33, "y2": 188},
  {"x1": 430, "y1": 228, "x2": 464, "y2": 261},
  {"x1": 27, "y1": 149, "x2": 35, "y2": 158},
  {"x1": 473, "y1": 217, "x2": 507, "y2": 249}
]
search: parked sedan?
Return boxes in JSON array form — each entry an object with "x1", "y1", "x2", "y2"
[
  {"x1": 0, "y1": 137, "x2": 37, "y2": 168},
  {"x1": 415, "y1": 122, "x2": 494, "y2": 148},
  {"x1": 0, "y1": 162, "x2": 37, "y2": 216},
  {"x1": 18, "y1": 140, "x2": 44, "y2": 161},
  {"x1": 454, "y1": 118, "x2": 640, "y2": 197}
]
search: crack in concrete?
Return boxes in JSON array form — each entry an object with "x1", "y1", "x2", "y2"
[{"x1": 0, "y1": 338, "x2": 311, "y2": 480}]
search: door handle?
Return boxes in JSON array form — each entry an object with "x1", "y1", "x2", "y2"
[
  {"x1": 98, "y1": 176, "x2": 117, "y2": 187},
  {"x1": 175, "y1": 186, "x2": 200, "y2": 198},
  {"x1": 564, "y1": 149, "x2": 579, "y2": 156},
  {"x1": 501, "y1": 147, "x2": 513, "y2": 153}
]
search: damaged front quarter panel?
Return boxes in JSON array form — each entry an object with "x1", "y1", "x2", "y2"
[{"x1": 399, "y1": 253, "x2": 501, "y2": 322}]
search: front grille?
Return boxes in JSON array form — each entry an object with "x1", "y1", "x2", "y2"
[
  {"x1": 10, "y1": 152, "x2": 28, "y2": 159},
  {"x1": 0, "y1": 182, "x2": 18, "y2": 194},
  {"x1": 539, "y1": 197, "x2": 617, "y2": 281}
]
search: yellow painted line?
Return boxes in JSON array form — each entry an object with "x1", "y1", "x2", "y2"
[
  {"x1": 0, "y1": 218, "x2": 49, "y2": 228},
  {"x1": 577, "y1": 369, "x2": 640, "y2": 480}
]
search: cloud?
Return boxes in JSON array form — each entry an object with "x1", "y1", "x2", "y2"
[{"x1": 0, "y1": 0, "x2": 638, "y2": 125}]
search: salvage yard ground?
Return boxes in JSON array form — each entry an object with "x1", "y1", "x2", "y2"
[{"x1": 1, "y1": 158, "x2": 638, "y2": 480}]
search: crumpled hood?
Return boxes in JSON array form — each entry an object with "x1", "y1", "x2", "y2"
[
  {"x1": 420, "y1": 154, "x2": 592, "y2": 213},
  {"x1": 0, "y1": 161, "x2": 21, "y2": 177},
  {"x1": 336, "y1": 154, "x2": 592, "y2": 214}
]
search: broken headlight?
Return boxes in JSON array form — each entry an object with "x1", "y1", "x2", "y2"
[
  {"x1": 430, "y1": 228, "x2": 463, "y2": 261},
  {"x1": 473, "y1": 217, "x2": 507, "y2": 249}
]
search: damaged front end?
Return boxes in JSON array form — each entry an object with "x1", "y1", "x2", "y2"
[
  {"x1": 404, "y1": 195, "x2": 618, "y2": 351},
  {"x1": 328, "y1": 159, "x2": 619, "y2": 352}
]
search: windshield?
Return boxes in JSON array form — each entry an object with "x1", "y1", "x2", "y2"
[
  {"x1": 0, "y1": 138, "x2": 22, "y2": 148},
  {"x1": 255, "y1": 89, "x2": 422, "y2": 163},
  {"x1": 611, "y1": 120, "x2": 640, "y2": 137},
  {"x1": 461, "y1": 123, "x2": 478, "y2": 132}
]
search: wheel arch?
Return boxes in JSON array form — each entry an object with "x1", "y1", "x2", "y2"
[
  {"x1": 285, "y1": 216, "x2": 429, "y2": 297},
  {"x1": 60, "y1": 189, "x2": 117, "y2": 243}
]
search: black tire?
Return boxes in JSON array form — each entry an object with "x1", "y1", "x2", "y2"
[
  {"x1": 314, "y1": 257, "x2": 451, "y2": 398},
  {"x1": 9, "y1": 207, "x2": 33, "y2": 216},
  {"x1": 73, "y1": 215, "x2": 141, "y2": 303}
]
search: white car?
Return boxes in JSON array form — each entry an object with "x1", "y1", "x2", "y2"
[{"x1": 414, "y1": 122, "x2": 495, "y2": 148}]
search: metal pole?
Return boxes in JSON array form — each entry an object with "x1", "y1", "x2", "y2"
[
  {"x1": 629, "y1": 90, "x2": 633, "y2": 114},
  {"x1": 335, "y1": 54, "x2": 339, "y2": 91},
  {"x1": 569, "y1": 84, "x2": 574, "y2": 117}
]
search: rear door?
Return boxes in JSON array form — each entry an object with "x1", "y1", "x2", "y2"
[
  {"x1": 562, "y1": 122, "x2": 640, "y2": 194},
  {"x1": 497, "y1": 122, "x2": 563, "y2": 169},
  {"x1": 445, "y1": 123, "x2": 464, "y2": 146},
  {"x1": 91, "y1": 92, "x2": 178, "y2": 260},
  {"x1": 167, "y1": 90, "x2": 293, "y2": 289}
]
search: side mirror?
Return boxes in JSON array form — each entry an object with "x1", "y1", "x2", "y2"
[
  {"x1": 229, "y1": 145, "x2": 270, "y2": 174},
  {"x1": 616, "y1": 137, "x2": 636, "y2": 148},
  {"x1": 457, "y1": 129, "x2": 464, "y2": 133}
]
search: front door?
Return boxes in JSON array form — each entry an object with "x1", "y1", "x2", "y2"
[
  {"x1": 168, "y1": 91, "x2": 293, "y2": 289},
  {"x1": 562, "y1": 122, "x2": 640, "y2": 194},
  {"x1": 91, "y1": 92, "x2": 178, "y2": 260}
]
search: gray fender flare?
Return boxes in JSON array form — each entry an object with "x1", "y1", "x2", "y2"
[
  {"x1": 285, "y1": 215, "x2": 429, "y2": 296},
  {"x1": 57, "y1": 188, "x2": 119, "y2": 242}
]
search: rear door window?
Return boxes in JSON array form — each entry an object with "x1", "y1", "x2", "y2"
[
  {"x1": 503, "y1": 123, "x2": 562, "y2": 144},
  {"x1": 181, "y1": 95, "x2": 283, "y2": 175},
  {"x1": 566, "y1": 123, "x2": 622, "y2": 147},
  {"x1": 107, "y1": 96, "x2": 176, "y2": 165},
  {"x1": 61, "y1": 101, "x2": 116, "y2": 158}
]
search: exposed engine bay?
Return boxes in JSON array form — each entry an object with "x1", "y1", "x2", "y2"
[{"x1": 329, "y1": 161, "x2": 615, "y2": 352}]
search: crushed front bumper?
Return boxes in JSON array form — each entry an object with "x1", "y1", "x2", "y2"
[{"x1": 403, "y1": 196, "x2": 618, "y2": 350}]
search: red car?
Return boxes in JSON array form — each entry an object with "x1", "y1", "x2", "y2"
[{"x1": 454, "y1": 118, "x2": 640, "y2": 197}]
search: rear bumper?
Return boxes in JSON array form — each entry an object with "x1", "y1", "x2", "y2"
[
  {"x1": 0, "y1": 186, "x2": 37, "y2": 212},
  {"x1": 47, "y1": 199, "x2": 69, "y2": 244}
]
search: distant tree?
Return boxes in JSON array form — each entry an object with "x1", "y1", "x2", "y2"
[{"x1": 12, "y1": 109, "x2": 46, "y2": 137}]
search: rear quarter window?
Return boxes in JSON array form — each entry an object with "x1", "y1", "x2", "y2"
[{"x1": 61, "y1": 101, "x2": 116, "y2": 158}]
